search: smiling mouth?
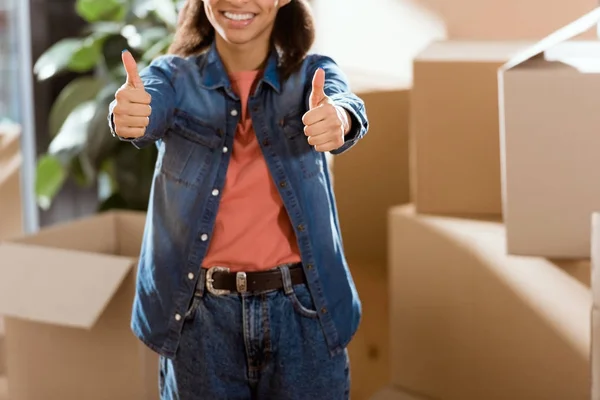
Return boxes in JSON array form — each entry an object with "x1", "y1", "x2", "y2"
[{"x1": 221, "y1": 11, "x2": 256, "y2": 21}]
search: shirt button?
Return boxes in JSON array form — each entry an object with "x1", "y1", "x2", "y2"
[
  {"x1": 188, "y1": 272, "x2": 194, "y2": 280},
  {"x1": 279, "y1": 181, "x2": 287, "y2": 188},
  {"x1": 307, "y1": 264, "x2": 313, "y2": 270},
  {"x1": 222, "y1": 147, "x2": 228, "y2": 153},
  {"x1": 175, "y1": 313, "x2": 182, "y2": 321},
  {"x1": 297, "y1": 224, "x2": 305, "y2": 232},
  {"x1": 212, "y1": 189, "x2": 219, "y2": 196},
  {"x1": 201, "y1": 234, "x2": 208, "y2": 241},
  {"x1": 321, "y1": 307, "x2": 327, "y2": 314},
  {"x1": 230, "y1": 109, "x2": 238, "y2": 116}
]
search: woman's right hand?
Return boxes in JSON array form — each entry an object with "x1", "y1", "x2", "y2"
[{"x1": 112, "y1": 50, "x2": 152, "y2": 139}]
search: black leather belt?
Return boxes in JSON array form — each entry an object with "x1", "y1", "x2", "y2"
[{"x1": 204, "y1": 263, "x2": 305, "y2": 295}]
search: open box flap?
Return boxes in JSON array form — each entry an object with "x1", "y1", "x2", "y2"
[
  {"x1": 416, "y1": 40, "x2": 531, "y2": 63},
  {"x1": 0, "y1": 242, "x2": 134, "y2": 329},
  {"x1": 501, "y1": 7, "x2": 600, "y2": 71},
  {"x1": 0, "y1": 150, "x2": 21, "y2": 186}
]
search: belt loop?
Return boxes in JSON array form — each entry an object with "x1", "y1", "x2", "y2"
[
  {"x1": 195, "y1": 268, "x2": 207, "y2": 298},
  {"x1": 280, "y1": 265, "x2": 294, "y2": 295}
]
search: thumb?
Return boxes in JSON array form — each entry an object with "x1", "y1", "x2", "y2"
[
  {"x1": 309, "y1": 68, "x2": 326, "y2": 109},
  {"x1": 122, "y1": 50, "x2": 143, "y2": 89}
]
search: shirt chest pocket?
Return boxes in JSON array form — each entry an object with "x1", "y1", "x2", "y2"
[
  {"x1": 160, "y1": 111, "x2": 223, "y2": 187},
  {"x1": 281, "y1": 111, "x2": 324, "y2": 179}
]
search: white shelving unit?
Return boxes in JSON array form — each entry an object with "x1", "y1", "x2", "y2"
[{"x1": 0, "y1": 0, "x2": 39, "y2": 233}]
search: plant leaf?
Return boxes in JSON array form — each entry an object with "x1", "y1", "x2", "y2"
[
  {"x1": 49, "y1": 101, "x2": 97, "y2": 164},
  {"x1": 34, "y1": 38, "x2": 83, "y2": 81},
  {"x1": 88, "y1": 21, "x2": 124, "y2": 35},
  {"x1": 68, "y1": 35, "x2": 105, "y2": 72},
  {"x1": 35, "y1": 154, "x2": 68, "y2": 210},
  {"x1": 152, "y1": 0, "x2": 178, "y2": 28},
  {"x1": 79, "y1": 82, "x2": 121, "y2": 181},
  {"x1": 49, "y1": 76, "x2": 104, "y2": 138},
  {"x1": 76, "y1": 0, "x2": 127, "y2": 23},
  {"x1": 71, "y1": 156, "x2": 92, "y2": 187},
  {"x1": 131, "y1": 0, "x2": 153, "y2": 19},
  {"x1": 142, "y1": 33, "x2": 173, "y2": 62},
  {"x1": 98, "y1": 192, "x2": 129, "y2": 211}
]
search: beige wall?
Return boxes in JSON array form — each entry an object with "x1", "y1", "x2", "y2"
[{"x1": 312, "y1": 0, "x2": 597, "y2": 86}]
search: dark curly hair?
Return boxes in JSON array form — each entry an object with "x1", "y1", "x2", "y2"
[{"x1": 169, "y1": 0, "x2": 316, "y2": 79}]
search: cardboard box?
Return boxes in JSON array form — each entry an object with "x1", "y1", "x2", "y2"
[
  {"x1": 334, "y1": 88, "x2": 410, "y2": 265},
  {"x1": 593, "y1": 309, "x2": 600, "y2": 400},
  {"x1": 0, "y1": 122, "x2": 22, "y2": 376},
  {"x1": 0, "y1": 211, "x2": 159, "y2": 400},
  {"x1": 371, "y1": 385, "x2": 431, "y2": 400},
  {"x1": 499, "y1": 9, "x2": 600, "y2": 258},
  {"x1": 411, "y1": 41, "x2": 529, "y2": 216},
  {"x1": 591, "y1": 212, "x2": 600, "y2": 399},
  {"x1": 389, "y1": 205, "x2": 591, "y2": 400},
  {"x1": 0, "y1": 121, "x2": 22, "y2": 240},
  {"x1": 0, "y1": 377, "x2": 6, "y2": 400},
  {"x1": 346, "y1": 261, "x2": 390, "y2": 400}
]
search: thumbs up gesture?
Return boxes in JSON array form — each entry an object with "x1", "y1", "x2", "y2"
[
  {"x1": 112, "y1": 50, "x2": 152, "y2": 139},
  {"x1": 301, "y1": 68, "x2": 351, "y2": 152}
]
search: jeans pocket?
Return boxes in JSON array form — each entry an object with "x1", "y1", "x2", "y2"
[
  {"x1": 184, "y1": 296, "x2": 201, "y2": 321},
  {"x1": 287, "y1": 284, "x2": 318, "y2": 319}
]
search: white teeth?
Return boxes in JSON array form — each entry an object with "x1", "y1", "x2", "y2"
[{"x1": 223, "y1": 11, "x2": 255, "y2": 21}]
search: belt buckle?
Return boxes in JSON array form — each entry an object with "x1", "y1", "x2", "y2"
[
  {"x1": 236, "y1": 272, "x2": 247, "y2": 293},
  {"x1": 206, "y1": 266, "x2": 231, "y2": 296},
  {"x1": 205, "y1": 267, "x2": 248, "y2": 295}
]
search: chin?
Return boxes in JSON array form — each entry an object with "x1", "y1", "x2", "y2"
[{"x1": 220, "y1": 30, "x2": 264, "y2": 47}]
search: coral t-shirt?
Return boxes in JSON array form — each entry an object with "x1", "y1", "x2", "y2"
[{"x1": 202, "y1": 70, "x2": 302, "y2": 272}]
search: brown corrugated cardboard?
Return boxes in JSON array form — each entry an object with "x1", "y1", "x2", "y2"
[
  {"x1": 334, "y1": 89, "x2": 410, "y2": 265},
  {"x1": 0, "y1": 377, "x2": 6, "y2": 400},
  {"x1": 0, "y1": 122, "x2": 22, "y2": 377},
  {"x1": 499, "y1": 8, "x2": 600, "y2": 258},
  {"x1": 347, "y1": 261, "x2": 389, "y2": 399},
  {"x1": 0, "y1": 211, "x2": 159, "y2": 400},
  {"x1": 389, "y1": 205, "x2": 591, "y2": 400},
  {"x1": 411, "y1": 41, "x2": 529, "y2": 216},
  {"x1": 371, "y1": 385, "x2": 432, "y2": 400},
  {"x1": 0, "y1": 122, "x2": 22, "y2": 241},
  {"x1": 591, "y1": 212, "x2": 600, "y2": 399},
  {"x1": 593, "y1": 310, "x2": 600, "y2": 400}
]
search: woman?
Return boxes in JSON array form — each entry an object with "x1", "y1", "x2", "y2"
[{"x1": 108, "y1": 0, "x2": 369, "y2": 398}]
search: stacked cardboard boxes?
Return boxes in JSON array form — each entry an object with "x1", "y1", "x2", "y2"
[
  {"x1": 0, "y1": 211, "x2": 159, "y2": 400},
  {"x1": 411, "y1": 41, "x2": 527, "y2": 215},
  {"x1": 388, "y1": 206, "x2": 590, "y2": 399},
  {"x1": 385, "y1": 8, "x2": 600, "y2": 399},
  {"x1": 335, "y1": 87, "x2": 410, "y2": 266},
  {"x1": 591, "y1": 214, "x2": 600, "y2": 399},
  {"x1": 334, "y1": 73, "x2": 411, "y2": 398},
  {"x1": 0, "y1": 122, "x2": 22, "y2": 378},
  {"x1": 499, "y1": 9, "x2": 600, "y2": 258}
]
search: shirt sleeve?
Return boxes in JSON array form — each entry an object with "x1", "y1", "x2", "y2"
[
  {"x1": 304, "y1": 55, "x2": 369, "y2": 155},
  {"x1": 108, "y1": 55, "x2": 178, "y2": 149}
]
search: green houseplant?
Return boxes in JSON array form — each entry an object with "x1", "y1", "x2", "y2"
[{"x1": 34, "y1": 0, "x2": 180, "y2": 212}]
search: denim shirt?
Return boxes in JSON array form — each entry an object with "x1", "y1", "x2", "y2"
[{"x1": 108, "y1": 43, "x2": 369, "y2": 359}]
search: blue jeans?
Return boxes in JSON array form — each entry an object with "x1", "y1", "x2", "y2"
[{"x1": 158, "y1": 265, "x2": 350, "y2": 399}]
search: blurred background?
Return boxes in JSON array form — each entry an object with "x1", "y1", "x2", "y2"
[{"x1": 1, "y1": 0, "x2": 600, "y2": 399}]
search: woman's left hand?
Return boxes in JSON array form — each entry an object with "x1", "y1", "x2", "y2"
[{"x1": 302, "y1": 68, "x2": 351, "y2": 153}]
